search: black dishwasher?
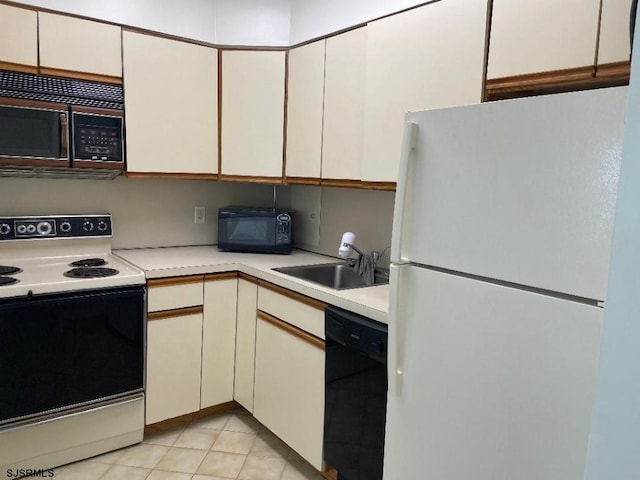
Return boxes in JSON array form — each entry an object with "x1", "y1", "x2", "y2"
[{"x1": 324, "y1": 305, "x2": 388, "y2": 480}]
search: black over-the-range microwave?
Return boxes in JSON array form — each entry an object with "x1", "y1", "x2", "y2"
[
  {"x1": 0, "y1": 70, "x2": 124, "y2": 170},
  {"x1": 218, "y1": 207, "x2": 294, "y2": 254}
]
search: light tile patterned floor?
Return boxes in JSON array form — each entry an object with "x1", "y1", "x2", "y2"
[{"x1": 50, "y1": 409, "x2": 325, "y2": 480}]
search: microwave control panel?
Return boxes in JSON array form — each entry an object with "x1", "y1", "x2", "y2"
[
  {"x1": 275, "y1": 213, "x2": 292, "y2": 245},
  {"x1": 72, "y1": 112, "x2": 123, "y2": 162}
]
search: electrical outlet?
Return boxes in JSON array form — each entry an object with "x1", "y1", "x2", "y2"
[{"x1": 194, "y1": 206, "x2": 206, "y2": 224}]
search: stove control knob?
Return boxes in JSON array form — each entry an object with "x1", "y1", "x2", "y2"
[
  {"x1": 0, "y1": 223, "x2": 10, "y2": 235},
  {"x1": 37, "y1": 222, "x2": 53, "y2": 235},
  {"x1": 26, "y1": 224, "x2": 36, "y2": 234},
  {"x1": 17, "y1": 224, "x2": 27, "y2": 234},
  {"x1": 97, "y1": 220, "x2": 108, "y2": 232},
  {"x1": 60, "y1": 221, "x2": 72, "y2": 233},
  {"x1": 82, "y1": 220, "x2": 94, "y2": 232}
]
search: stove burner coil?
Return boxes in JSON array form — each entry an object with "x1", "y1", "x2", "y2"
[
  {"x1": 64, "y1": 267, "x2": 119, "y2": 279},
  {"x1": 0, "y1": 266, "x2": 21, "y2": 275},
  {"x1": 69, "y1": 258, "x2": 107, "y2": 268},
  {"x1": 0, "y1": 276, "x2": 18, "y2": 286}
]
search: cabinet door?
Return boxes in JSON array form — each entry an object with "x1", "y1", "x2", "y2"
[
  {"x1": 285, "y1": 40, "x2": 325, "y2": 180},
  {"x1": 123, "y1": 31, "x2": 218, "y2": 174},
  {"x1": 146, "y1": 312, "x2": 203, "y2": 424},
  {"x1": 221, "y1": 50, "x2": 285, "y2": 178},
  {"x1": 234, "y1": 277, "x2": 258, "y2": 412},
  {"x1": 362, "y1": 0, "x2": 487, "y2": 183},
  {"x1": 38, "y1": 12, "x2": 122, "y2": 79},
  {"x1": 0, "y1": 4, "x2": 37, "y2": 69},
  {"x1": 598, "y1": 0, "x2": 633, "y2": 65},
  {"x1": 322, "y1": 27, "x2": 367, "y2": 181},
  {"x1": 201, "y1": 276, "x2": 238, "y2": 408},
  {"x1": 488, "y1": 0, "x2": 601, "y2": 79},
  {"x1": 254, "y1": 312, "x2": 325, "y2": 470}
]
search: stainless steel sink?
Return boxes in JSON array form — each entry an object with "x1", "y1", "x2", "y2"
[{"x1": 272, "y1": 263, "x2": 389, "y2": 290}]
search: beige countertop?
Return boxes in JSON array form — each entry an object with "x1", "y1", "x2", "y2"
[{"x1": 115, "y1": 246, "x2": 389, "y2": 324}]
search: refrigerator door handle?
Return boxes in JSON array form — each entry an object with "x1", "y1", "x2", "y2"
[
  {"x1": 389, "y1": 263, "x2": 408, "y2": 396},
  {"x1": 391, "y1": 121, "x2": 418, "y2": 264}
]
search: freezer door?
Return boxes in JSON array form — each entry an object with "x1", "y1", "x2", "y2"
[
  {"x1": 384, "y1": 266, "x2": 603, "y2": 480},
  {"x1": 397, "y1": 87, "x2": 628, "y2": 301}
]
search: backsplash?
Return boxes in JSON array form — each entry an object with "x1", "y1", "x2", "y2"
[
  {"x1": 0, "y1": 177, "x2": 277, "y2": 249},
  {"x1": 0, "y1": 178, "x2": 395, "y2": 261},
  {"x1": 285, "y1": 185, "x2": 396, "y2": 267}
]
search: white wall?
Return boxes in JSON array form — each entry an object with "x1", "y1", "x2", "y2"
[
  {"x1": 12, "y1": 0, "x2": 431, "y2": 45},
  {"x1": 584, "y1": 8, "x2": 640, "y2": 479},
  {"x1": 11, "y1": 0, "x2": 291, "y2": 46},
  {"x1": 289, "y1": 0, "x2": 431, "y2": 44},
  {"x1": 216, "y1": 0, "x2": 290, "y2": 46}
]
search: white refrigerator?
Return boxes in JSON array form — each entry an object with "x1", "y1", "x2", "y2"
[{"x1": 385, "y1": 86, "x2": 628, "y2": 480}]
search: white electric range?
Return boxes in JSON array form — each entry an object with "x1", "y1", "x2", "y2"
[{"x1": 0, "y1": 214, "x2": 146, "y2": 475}]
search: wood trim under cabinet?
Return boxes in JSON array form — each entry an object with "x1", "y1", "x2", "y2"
[
  {"x1": 147, "y1": 305, "x2": 204, "y2": 321},
  {"x1": 258, "y1": 280, "x2": 327, "y2": 311},
  {"x1": 204, "y1": 271, "x2": 238, "y2": 282},
  {"x1": 125, "y1": 172, "x2": 219, "y2": 181},
  {"x1": 38, "y1": 66, "x2": 123, "y2": 85},
  {"x1": 0, "y1": 60, "x2": 38, "y2": 75},
  {"x1": 144, "y1": 401, "x2": 240, "y2": 435},
  {"x1": 321, "y1": 178, "x2": 396, "y2": 191},
  {"x1": 485, "y1": 65, "x2": 596, "y2": 101},
  {"x1": 258, "y1": 310, "x2": 325, "y2": 350},
  {"x1": 148, "y1": 275, "x2": 205, "y2": 288},
  {"x1": 219, "y1": 174, "x2": 283, "y2": 184},
  {"x1": 595, "y1": 61, "x2": 631, "y2": 83},
  {"x1": 285, "y1": 176, "x2": 322, "y2": 186}
]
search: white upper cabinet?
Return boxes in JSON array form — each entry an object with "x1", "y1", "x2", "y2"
[
  {"x1": 0, "y1": 4, "x2": 37, "y2": 68},
  {"x1": 221, "y1": 50, "x2": 286, "y2": 178},
  {"x1": 598, "y1": 0, "x2": 633, "y2": 65},
  {"x1": 488, "y1": 0, "x2": 601, "y2": 79},
  {"x1": 39, "y1": 12, "x2": 122, "y2": 78},
  {"x1": 286, "y1": 40, "x2": 325, "y2": 179},
  {"x1": 322, "y1": 27, "x2": 367, "y2": 181},
  {"x1": 123, "y1": 31, "x2": 218, "y2": 174},
  {"x1": 362, "y1": 0, "x2": 488, "y2": 183}
]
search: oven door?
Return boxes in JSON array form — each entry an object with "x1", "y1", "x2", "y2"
[
  {"x1": 0, "y1": 286, "x2": 145, "y2": 426},
  {"x1": 0, "y1": 99, "x2": 70, "y2": 167}
]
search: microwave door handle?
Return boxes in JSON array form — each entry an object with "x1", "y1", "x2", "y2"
[{"x1": 60, "y1": 112, "x2": 69, "y2": 159}]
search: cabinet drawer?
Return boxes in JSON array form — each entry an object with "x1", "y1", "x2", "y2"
[
  {"x1": 147, "y1": 276, "x2": 204, "y2": 313},
  {"x1": 257, "y1": 283, "x2": 325, "y2": 339}
]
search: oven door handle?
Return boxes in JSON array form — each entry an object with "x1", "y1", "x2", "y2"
[{"x1": 60, "y1": 112, "x2": 69, "y2": 159}]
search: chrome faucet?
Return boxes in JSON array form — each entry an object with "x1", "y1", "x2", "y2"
[{"x1": 338, "y1": 232, "x2": 380, "y2": 285}]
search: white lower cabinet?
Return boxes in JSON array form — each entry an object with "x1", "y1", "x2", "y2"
[
  {"x1": 145, "y1": 274, "x2": 328, "y2": 472},
  {"x1": 234, "y1": 276, "x2": 259, "y2": 412},
  {"x1": 146, "y1": 312, "x2": 203, "y2": 425},
  {"x1": 201, "y1": 274, "x2": 238, "y2": 408},
  {"x1": 254, "y1": 284, "x2": 326, "y2": 470}
]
